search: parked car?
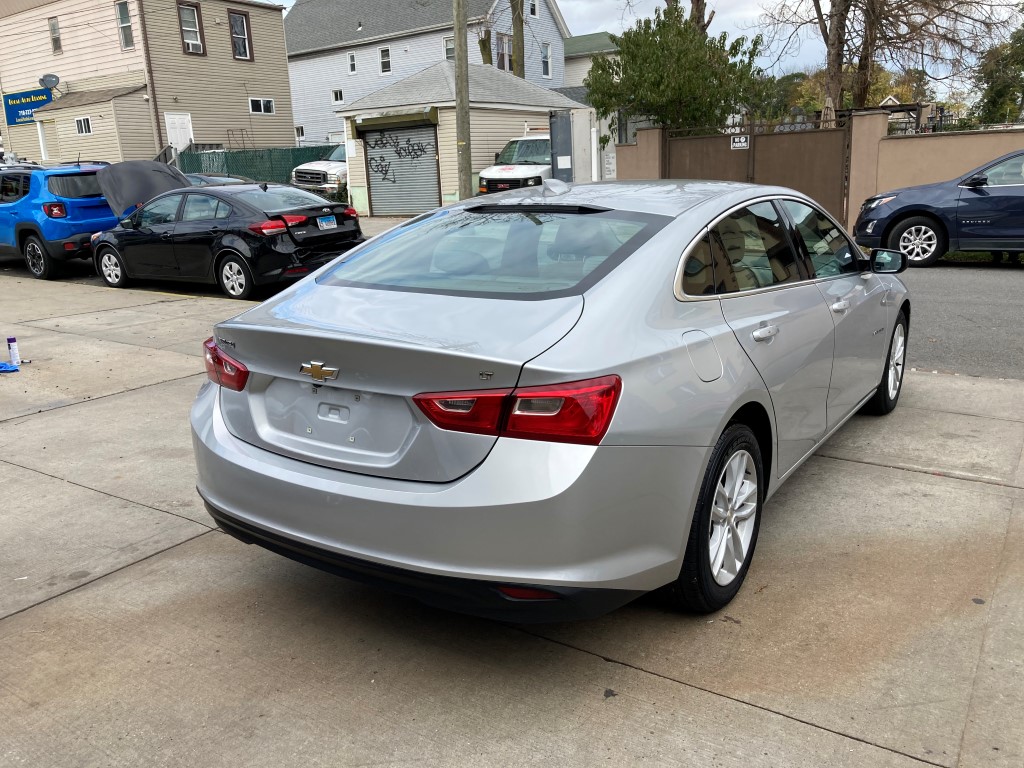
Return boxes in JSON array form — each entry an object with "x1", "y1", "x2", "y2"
[
  {"x1": 191, "y1": 180, "x2": 910, "y2": 621},
  {"x1": 186, "y1": 172, "x2": 254, "y2": 187},
  {"x1": 854, "y1": 149, "x2": 1024, "y2": 266},
  {"x1": 0, "y1": 163, "x2": 118, "y2": 279},
  {"x1": 291, "y1": 145, "x2": 347, "y2": 196},
  {"x1": 477, "y1": 132, "x2": 552, "y2": 195},
  {"x1": 92, "y1": 162, "x2": 363, "y2": 299}
]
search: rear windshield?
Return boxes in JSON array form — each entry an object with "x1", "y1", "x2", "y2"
[
  {"x1": 317, "y1": 207, "x2": 669, "y2": 299},
  {"x1": 496, "y1": 139, "x2": 550, "y2": 165},
  {"x1": 47, "y1": 173, "x2": 102, "y2": 198},
  {"x1": 231, "y1": 186, "x2": 331, "y2": 213}
]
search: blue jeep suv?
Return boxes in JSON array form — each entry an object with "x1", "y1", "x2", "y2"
[
  {"x1": 854, "y1": 150, "x2": 1024, "y2": 267},
  {"x1": 0, "y1": 163, "x2": 118, "y2": 279}
]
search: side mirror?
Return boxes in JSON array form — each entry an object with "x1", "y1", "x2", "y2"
[
  {"x1": 870, "y1": 247, "x2": 907, "y2": 274},
  {"x1": 964, "y1": 174, "x2": 987, "y2": 188},
  {"x1": 494, "y1": 152, "x2": 500, "y2": 163},
  {"x1": 119, "y1": 217, "x2": 135, "y2": 230}
]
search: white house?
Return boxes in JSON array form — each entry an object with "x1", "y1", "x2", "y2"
[{"x1": 284, "y1": 0, "x2": 570, "y2": 146}]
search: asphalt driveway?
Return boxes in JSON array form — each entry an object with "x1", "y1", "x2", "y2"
[{"x1": 0, "y1": 251, "x2": 1021, "y2": 767}]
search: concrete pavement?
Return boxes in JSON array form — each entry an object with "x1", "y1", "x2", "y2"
[{"x1": 0, "y1": 269, "x2": 1021, "y2": 767}]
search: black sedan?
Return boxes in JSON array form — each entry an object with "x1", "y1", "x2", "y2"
[{"x1": 91, "y1": 183, "x2": 363, "y2": 298}]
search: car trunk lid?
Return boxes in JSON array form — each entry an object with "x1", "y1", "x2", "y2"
[
  {"x1": 213, "y1": 283, "x2": 583, "y2": 482},
  {"x1": 274, "y1": 202, "x2": 360, "y2": 247}
]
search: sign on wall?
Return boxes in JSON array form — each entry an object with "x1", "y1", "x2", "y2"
[
  {"x1": 730, "y1": 135, "x2": 750, "y2": 151},
  {"x1": 3, "y1": 89, "x2": 53, "y2": 127}
]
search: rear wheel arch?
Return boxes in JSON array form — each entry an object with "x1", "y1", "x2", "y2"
[
  {"x1": 726, "y1": 401, "x2": 774, "y2": 493},
  {"x1": 15, "y1": 224, "x2": 44, "y2": 252}
]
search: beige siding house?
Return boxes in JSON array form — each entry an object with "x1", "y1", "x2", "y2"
[{"x1": 0, "y1": 0, "x2": 294, "y2": 163}]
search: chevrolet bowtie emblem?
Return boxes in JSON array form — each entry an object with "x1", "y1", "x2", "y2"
[{"x1": 300, "y1": 361, "x2": 339, "y2": 383}]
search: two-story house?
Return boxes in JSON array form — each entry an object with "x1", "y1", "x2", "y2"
[
  {"x1": 286, "y1": 0, "x2": 570, "y2": 146},
  {"x1": 0, "y1": 0, "x2": 296, "y2": 164}
]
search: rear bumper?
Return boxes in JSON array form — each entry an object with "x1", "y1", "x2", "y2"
[
  {"x1": 43, "y1": 233, "x2": 94, "y2": 261},
  {"x1": 205, "y1": 500, "x2": 643, "y2": 622},
  {"x1": 190, "y1": 381, "x2": 709, "y2": 619}
]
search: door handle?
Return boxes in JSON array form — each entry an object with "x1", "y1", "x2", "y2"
[
  {"x1": 209, "y1": 226, "x2": 220, "y2": 232},
  {"x1": 830, "y1": 299, "x2": 850, "y2": 313},
  {"x1": 751, "y1": 324, "x2": 779, "y2": 342},
  {"x1": 160, "y1": 232, "x2": 172, "y2": 240}
]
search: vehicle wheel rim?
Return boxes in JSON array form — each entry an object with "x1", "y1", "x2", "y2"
[
  {"x1": 222, "y1": 262, "x2": 246, "y2": 296},
  {"x1": 100, "y1": 252, "x2": 121, "y2": 284},
  {"x1": 898, "y1": 225, "x2": 938, "y2": 261},
  {"x1": 708, "y1": 449, "x2": 758, "y2": 587},
  {"x1": 25, "y1": 242, "x2": 44, "y2": 275},
  {"x1": 887, "y1": 324, "x2": 906, "y2": 400}
]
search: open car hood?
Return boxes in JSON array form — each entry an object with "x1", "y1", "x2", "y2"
[{"x1": 97, "y1": 161, "x2": 189, "y2": 218}]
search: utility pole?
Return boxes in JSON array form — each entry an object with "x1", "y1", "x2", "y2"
[{"x1": 454, "y1": 0, "x2": 473, "y2": 199}]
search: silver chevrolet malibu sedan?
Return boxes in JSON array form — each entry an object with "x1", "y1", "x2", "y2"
[{"x1": 191, "y1": 180, "x2": 910, "y2": 622}]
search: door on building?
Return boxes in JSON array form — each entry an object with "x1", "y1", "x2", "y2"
[
  {"x1": 164, "y1": 113, "x2": 194, "y2": 152},
  {"x1": 362, "y1": 124, "x2": 440, "y2": 216}
]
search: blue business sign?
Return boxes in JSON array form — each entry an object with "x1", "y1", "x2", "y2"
[{"x1": 3, "y1": 88, "x2": 53, "y2": 127}]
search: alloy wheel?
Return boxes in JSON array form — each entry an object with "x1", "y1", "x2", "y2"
[
  {"x1": 898, "y1": 225, "x2": 938, "y2": 262},
  {"x1": 25, "y1": 241, "x2": 45, "y2": 275},
  {"x1": 222, "y1": 261, "x2": 246, "y2": 296},
  {"x1": 100, "y1": 252, "x2": 121, "y2": 284},
  {"x1": 708, "y1": 449, "x2": 758, "y2": 586},
  {"x1": 887, "y1": 323, "x2": 906, "y2": 400}
]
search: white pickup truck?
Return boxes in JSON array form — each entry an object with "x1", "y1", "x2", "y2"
[{"x1": 477, "y1": 133, "x2": 552, "y2": 195}]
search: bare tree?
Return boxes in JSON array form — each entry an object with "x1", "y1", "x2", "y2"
[
  {"x1": 510, "y1": 0, "x2": 526, "y2": 78},
  {"x1": 760, "y1": 0, "x2": 1018, "y2": 108},
  {"x1": 621, "y1": 1, "x2": 714, "y2": 33}
]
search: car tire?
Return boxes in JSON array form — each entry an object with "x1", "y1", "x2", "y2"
[
  {"x1": 23, "y1": 235, "x2": 58, "y2": 280},
  {"x1": 217, "y1": 254, "x2": 254, "y2": 300},
  {"x1": 667, "y1": 423, "x2": 764, "y2": 614},
  {"x1": 862, "y1": 310, "x2": 909, "y2": 415},
  {"x1": 97, "y1": 247, "x2": 130, "y2": 288},
  {"x1": 887, "y1": 216, "x2": 947, "y2": 267}
]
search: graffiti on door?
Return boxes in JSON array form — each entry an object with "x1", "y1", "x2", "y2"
[{"x1": 366, "y1": 129, "x2": 435, "y2": 184}]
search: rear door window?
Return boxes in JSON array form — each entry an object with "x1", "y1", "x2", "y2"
[
  {"x1": 711, "y1": 202, "x2": 803, "y2": 293},
  {"x1": 319, "y1": 207, "x2": 669, "y2": 299},
  {"x1": 47, "y1": 173, "x2": 103, "y2": 198},
  {"x1": 181, "y1": 194, "x2": 223, "y2": 222},
  {"x1": 0, "y1": 174, "x2": 28, "y2": 203}
]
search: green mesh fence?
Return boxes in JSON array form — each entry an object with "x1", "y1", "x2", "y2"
[{"x1": 176, "y1": 145, "x2": 340, "y2": 184}]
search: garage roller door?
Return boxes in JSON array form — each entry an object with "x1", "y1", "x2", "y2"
[{"x1": 363, "y1": 125, "x2": 440, "y2": 216}]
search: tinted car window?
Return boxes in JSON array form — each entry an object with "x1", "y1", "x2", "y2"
[
  {"x1": 681, "y1": 233, "x2": 739, "y2": 296},
  {"x1": 231, "y1": 187, "x2": 331, "y2": 213},
  {"x1": 319, "y1": 208, "x2": 667, "y2": 299},
  {"x1": 712, "y1": 202, "x2": 801, "y2": 293},
  {"x1": 138, "y1": 195, "x2": 182, "y2": 227},
  {"x1": 214, "y1": 200, "x2": 232, "y2": 219},
  {"x1": 182, "y1": 194, "x2": 222, "y2": 222},
  {"x1": 48, "y1": 173, "x2": 103, "y2": 198},
  {"x1": 782, "y1": 200, "x2": 859, "y2": 277},
  {"x1": 0, "y1": 174, "x2": 28, "y2": 203},
  {"x1": 983, "y1": 155, "x2": 1024, "y2": 186}
]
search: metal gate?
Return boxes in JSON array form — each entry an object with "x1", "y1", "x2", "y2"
[
  {"x1": 664, "y1": 123, "x2": 849, "y2": 222},
  {"x1": 362, "y1": 125, "x2": 440, "y2": 216}
]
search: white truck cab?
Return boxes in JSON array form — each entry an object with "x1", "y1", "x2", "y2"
[{"x1": 477, "y1": 133, "x2": 552, "y2": 195}]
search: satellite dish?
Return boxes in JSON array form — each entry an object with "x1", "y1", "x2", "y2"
[{"x1": 39, "y1": 73, "x2": 60, "y2": 89}]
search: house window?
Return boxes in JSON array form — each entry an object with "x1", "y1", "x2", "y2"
[
  {"x1": 228, "y1": 10, "x2": 253, "y2": 60},
  {"x1": 332, "y1": 89, "x2": 344, "y2": 103},
  {"x1": 75, "y1": 117, "x2": 93, "y2": 135},
  {"x1": 541, "y1": 42, "x2": 551, "y2": 77},
  {"x1": 443, "y1": 36, "x2": 455, "y2": 61},
  {"x1": 248, "y1": 98, "x2": 275, "y2": 114},
  {"x1": 379, "y1": 46, "x2": 391, "y2": 74},
  {"x1": 178, "y1": 3, "x2": 205, "y2": 55},
  {"x1": 115, "y1": 2, "x2": 134, "y2": 49},
  {"x1": 295, "y1": 126, "x2": 304, "y2": 139},
  {"x1": 530, "y1": 0, "x2": 538, "y2": 16},
  {"x1": 495, "y1": 33, "x2": 513, "y2": 72},
  {"x1": 49, "y1": 17, "x2": 62, "y2": 54},
  {"x1": 348, "y1": 53, "x2": 356, "y2": 73}
]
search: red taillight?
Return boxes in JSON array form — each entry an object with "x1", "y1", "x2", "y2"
[
  {"x1": 497, "y1": 586, "x2": 561, "y2": 601},
  {"x1": 43, "y1": 203, "x2": 66, "y2": 218},
  {"x1": 203, "y1": 338, "x2": 249, "y2": 391},
  {"x1": 343, "y1": 206, "x2": 359, "y2": 218},
  {"x1": 413, "y1": 375, "x2": 621, "y2": 446},
  {"x1": 412, "y1": 388, "x2": 511, "y2": 436},
  {"x1": 248, "y1": 215, "x2": 305, "y2": 236}
]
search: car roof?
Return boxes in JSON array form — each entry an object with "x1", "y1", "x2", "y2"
[
  {"x1": 40, "y1": 164, "x2": 109, "y2": 175},
  {"x1": 461, "y1": 180, "x2": 808, "y2": 218}
]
